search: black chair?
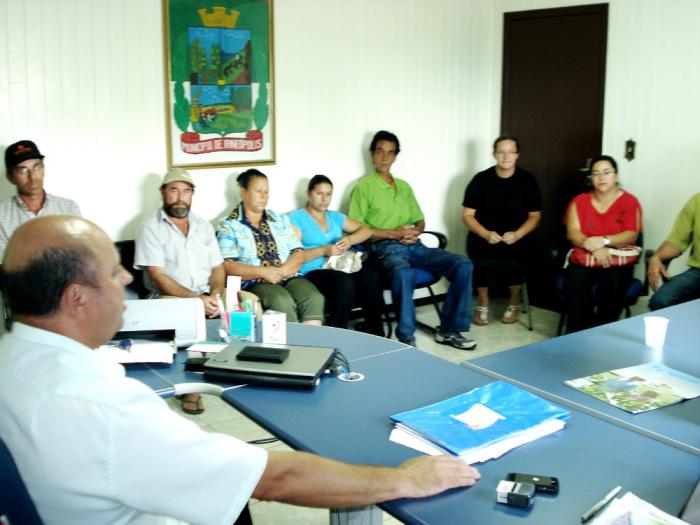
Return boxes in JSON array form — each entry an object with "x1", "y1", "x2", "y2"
[
  {"x1": 555, "y1": 232, "x2": 647, "y2": 335},
  {"x1": 518, "y1": 280, "x2": 534, "y2": 331},
  {"x1": 1, "y1": 289, "x2": 10, "y2": 332},
  {"x1": 115, "y1": 240, "x2": 149, "y2": 299},
  {"x1": 0, "y1": 435, "x2": 44, "y2": 524}
]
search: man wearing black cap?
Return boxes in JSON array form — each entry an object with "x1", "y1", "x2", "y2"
[{"x1": 1, "y1": 140, "x2": 81, "y2": 261}]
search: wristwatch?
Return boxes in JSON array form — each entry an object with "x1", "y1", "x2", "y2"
[{"x1": 603, "y1": 237, "x2": 611, "y2": 246}]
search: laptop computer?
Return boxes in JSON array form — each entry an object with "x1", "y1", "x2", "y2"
[{"x1": 203, "y1": 341, "x2": 337, "y2": 389}]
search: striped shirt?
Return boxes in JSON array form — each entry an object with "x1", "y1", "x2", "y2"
[{"x1": 0, "y1": 193, "x2": 81, "y2": 259}]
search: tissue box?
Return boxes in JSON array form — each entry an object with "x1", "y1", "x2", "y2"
[{"x1": 262, "y1": 310, "x2": 286, "y2": 344}]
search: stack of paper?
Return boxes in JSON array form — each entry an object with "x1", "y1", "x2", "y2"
[
  {"x1": 186, "y1": 342, "x2": 229, "y2": 358},
  {"x1": 96, "y1": 340, "x2": 175, "y2": 364},
  {"x1": 589, "y1": 491, "x2": 690, "y2": 525},
  {"x1": 389, "y1": 381, "x2": 569, "y2": 464}
]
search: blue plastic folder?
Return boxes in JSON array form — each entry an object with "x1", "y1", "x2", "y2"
[{"x1": 390, "y1": 381, "x2": 569, "y2": 456}]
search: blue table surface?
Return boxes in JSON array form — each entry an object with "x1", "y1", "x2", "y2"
[
  {"x1": 122, "y1": 362, "x2": 174, "y2": 395},
  {"x1": 129, "y1": 319, "x2": 700, "y2": 524},
  {"x1": 466, "y1": 299, "x2": 700, "y2": 453},
  {"x1": 282, "y1": 323, "x2": 410, "y2": 363},
  {"x1": 222, "y1": 348, "x2": 700, "y2": 525}
]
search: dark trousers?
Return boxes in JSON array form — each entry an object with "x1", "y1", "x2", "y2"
[
  {"x1": 467, "y1": 233, "x2": 527, "y2": 287},
  {"x1": 565, "y1": 263, "x2": 634, "y2": 333},
  {"x1": 233, "y1": 503, "x2": 253, "y2": 524},
  {"x1": 305, "y1": 264, "x2": 385, "y2": 336}
]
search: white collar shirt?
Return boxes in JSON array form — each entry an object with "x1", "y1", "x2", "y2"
[
  {"x1": 134, "y1": 209, "x2": 224, "y2": 295},
  {"x1": 0, "y1": 323, "x2": 267, "y2": 525}
]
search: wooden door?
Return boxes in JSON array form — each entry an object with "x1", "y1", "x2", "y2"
[{"x1": 502, "y1": 4, "x2": 608, "y2": 309}]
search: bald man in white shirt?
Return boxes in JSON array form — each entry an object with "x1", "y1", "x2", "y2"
[{"x1": 0, "y1": 216, "x2": 480, "y2": 525}]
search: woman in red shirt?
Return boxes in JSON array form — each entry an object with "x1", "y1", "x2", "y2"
[{"x1": 564, "y1": 155, "x2": 642, "y2": 333}]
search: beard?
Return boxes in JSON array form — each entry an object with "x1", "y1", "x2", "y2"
[{"x1": 164, "y1": 202, "x2": 190, "y2": 218}]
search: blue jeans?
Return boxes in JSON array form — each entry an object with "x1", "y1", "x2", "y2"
[
  {"x1": 649, "y1": 267, "x2": 700, "y2": 310},
  {"x1": 372, "y1": 240, "x2": 473, "y2": 342}
]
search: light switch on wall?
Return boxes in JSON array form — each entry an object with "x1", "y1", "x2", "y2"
[{"x1": 625, "y1": 139, "x2": 636, "y2": 161}]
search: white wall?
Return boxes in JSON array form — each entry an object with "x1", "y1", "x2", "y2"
[
  {"x1": 1, "y1": 0, "x2": 698, "y2": 270},
  {"x1": 0, "y1": 0, "x2": 497, "y2": 249},
  {"x1": 602, "y1": 0, "x2": 700, "y2": 270},
  {"x1": 0, "y1": 0, "x2": 168, "y2": 239}
]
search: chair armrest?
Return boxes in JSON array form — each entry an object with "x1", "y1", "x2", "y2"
[
  {"x1": 643, "y1": 249, "x2": 654, "y2": 296},
  {"x1": 421, "y1": 230, "x2": 448, "y2": 250},
  {"x1": 551, "y1": 243, "x2": 572, "y2": 269}
]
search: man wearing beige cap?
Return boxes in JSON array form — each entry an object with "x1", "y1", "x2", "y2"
[
  {"x1": 135, "y1": 168, "x2": 225, "y2": 413},
  {"x1": 1, "y1": 139, "x2": 81, "y2": 261}
]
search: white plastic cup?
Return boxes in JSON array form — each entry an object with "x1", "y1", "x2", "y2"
[{"x1": 644, "y1": 316, "x2": 669, "y2": 348}]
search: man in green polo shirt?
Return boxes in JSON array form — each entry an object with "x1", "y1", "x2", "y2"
[
  {"x1": 349, "y1": 130, "x2": 476, "y2": 349},
  {"x1": 648, "y1": 192, "x2": 700, "y2": 309}
]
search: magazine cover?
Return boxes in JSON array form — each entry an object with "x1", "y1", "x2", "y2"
[{"x1": 565, "y1": 362, "x2": 700, "y2": 414}]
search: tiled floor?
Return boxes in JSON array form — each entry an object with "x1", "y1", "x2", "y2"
[{"x1": 168, "y1": 298, "x2": 649, "y2": 524}]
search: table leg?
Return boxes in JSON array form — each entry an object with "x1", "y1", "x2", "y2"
[{"x1": 330, "y1": 505, "x2": 383, "y2": 525}]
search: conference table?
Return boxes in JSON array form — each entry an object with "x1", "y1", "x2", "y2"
[
  {"x1": 124, "y1": 361, "x2": 175, "y2": 394},
  {"x1": 128, "y1": 311, "x2": 700, "y2": 524},
  {"x1": 464, "y1": 299, "x2": 700, "y2": 456}
]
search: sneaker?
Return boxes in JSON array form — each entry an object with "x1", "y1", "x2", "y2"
[
  {"x1": 435, "y1": 331, "x2": 477, "y2": 350},
  {"x1": 502, "y1": 305, "x2": 520, "y2": 324},
  {"x1": 473, "y1": 306, "x2": 489, "y2": 326}
]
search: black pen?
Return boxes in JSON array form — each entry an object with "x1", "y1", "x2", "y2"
[{"x1": 581, "y1": 485, "x2": 621, "y2": 523}]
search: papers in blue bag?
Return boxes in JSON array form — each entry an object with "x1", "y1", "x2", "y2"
[{"x1": 389, "y1": 381, "x2": 569, "y2": 464}]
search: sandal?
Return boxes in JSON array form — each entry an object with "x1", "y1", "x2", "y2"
[
  {"x1": 473, "y1": 306, "x2": 489, "y2": 326},
  {"x1": 179, "y1": 394, "x2": 205, "y2": 415},
  {"x1": 502, "y1": 305, "x2": 520, "y2": 324}
]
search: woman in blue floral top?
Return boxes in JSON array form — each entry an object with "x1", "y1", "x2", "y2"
[{"x1": 216, "y1": 169, "x2": 324, "y2": 324}]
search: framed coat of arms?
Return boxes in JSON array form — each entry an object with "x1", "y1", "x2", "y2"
[{"x1": 163, "y1": 0, "x2": 275, "y2": 168}]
